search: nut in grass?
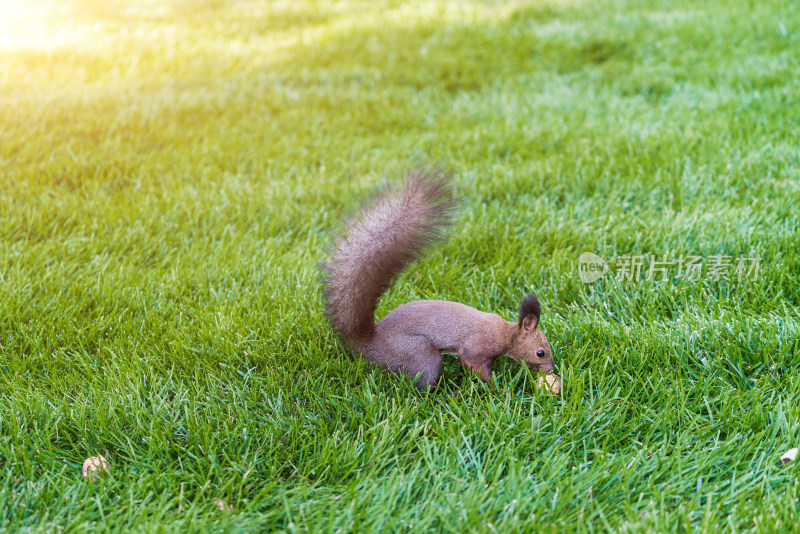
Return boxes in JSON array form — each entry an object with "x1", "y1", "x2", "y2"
[
  {"x1": 781, "y1": 448, "x2": 798, "y2": 464},
  {"x1": 535, "y1": 373, "x2": 561, "y2": 395},
  {"x1": 213, "y1": 498, "x2": 234, "y2": 512},
  {"x1": 82, "y1": 455, "x2": 110, "y2": 479}
]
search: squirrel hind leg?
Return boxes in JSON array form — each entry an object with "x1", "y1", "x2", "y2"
[{"x1": 364, "y1": 337, "x2": 442, "y2": 391}]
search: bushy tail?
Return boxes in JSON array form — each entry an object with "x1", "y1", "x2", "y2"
[{"x1": 322, "y1": 167, "x2": 457, "y2": 347}]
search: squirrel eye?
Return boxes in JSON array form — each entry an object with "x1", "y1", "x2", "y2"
[{"x1": 536, "y1": 349, "x2": 545, "y2": 358}]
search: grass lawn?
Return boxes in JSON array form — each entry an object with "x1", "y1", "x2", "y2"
[{"x1": 2, "y1": 0, "x2": 800, "y2": 531}]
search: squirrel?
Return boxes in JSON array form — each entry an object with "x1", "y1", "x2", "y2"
[{"x1": 321, "y1": 166, "x2": 555, "y2": 390}]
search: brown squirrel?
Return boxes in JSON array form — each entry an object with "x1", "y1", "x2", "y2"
[{"x1": 322, "y1": 167, "x2": 555, "y2": 390}]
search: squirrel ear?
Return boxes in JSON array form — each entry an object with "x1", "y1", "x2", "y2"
[
  {"x1": 518, "y1": 294, "x2": 541, "y2": 332},
  {"x1": 521, "y1": 314, "x2": 539, "y2": 333}
]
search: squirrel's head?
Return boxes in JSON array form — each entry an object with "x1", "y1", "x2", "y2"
[{"x1": 507, "y1": 294, "x2": 555, "y2": 374}]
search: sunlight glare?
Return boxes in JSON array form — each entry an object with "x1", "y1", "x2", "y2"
[{"x1": 0, "y1": 0, "x2": 76, "y2": 51}]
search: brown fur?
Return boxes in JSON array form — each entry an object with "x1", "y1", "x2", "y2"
[{"x1": 322, "y1": 167, "x2": 555, "y2": 390}]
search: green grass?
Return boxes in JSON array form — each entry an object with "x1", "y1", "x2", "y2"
[{"x1": 2, "y1": 0, "x2": 800, "y2": 531}]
